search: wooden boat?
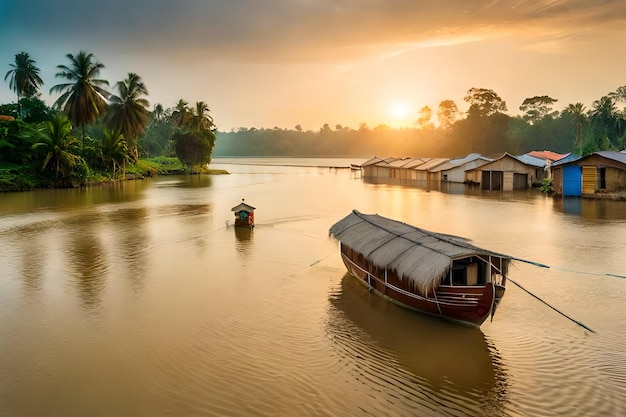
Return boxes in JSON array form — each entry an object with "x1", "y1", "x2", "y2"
[
  {"x1": 231, "y1": 199, "x2": 255, "y2": 228},
  {"x1": 329, "y1": 210, "x2": 511, "y2": 327}
]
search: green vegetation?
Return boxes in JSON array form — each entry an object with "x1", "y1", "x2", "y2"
[
  {"x1": 2, "y1": 51, "x2": 219, "y2": 192},
  {"x1": 214, "y1": 88, "x2": 626, "y2": 158},
  {"x1": 540, "y1": 178, "x2": 553, "y2": 194}
]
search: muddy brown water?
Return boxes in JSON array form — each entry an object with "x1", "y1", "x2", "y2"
[{"x1": 1, "y1": 158, "x2": 625, "y2": 416}]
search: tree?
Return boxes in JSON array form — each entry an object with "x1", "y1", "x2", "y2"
[
  {"x1": 564, "y1": 103, "x2": 587, "y2": 153},
  {"x1": 106, "y1": 72, "x2": 150, "y2": 161},
  {"x1": 589, "y1": 95, "x2": 622, "y2": 150},
  {"x1": 519, "y1": 95, "x2": 558, "y2": 124},
  {"x1": 463, "y1": 88, "x2": 508, "y2": 154},
  {"x1": 415, "y1": 106, "x2": 434, "y2": 129},
  {"x1": 174, "y1": 130, "x2": 215, "y2": 173},
  {"x1": 464, "y1": 88, "x2": 507, "y2": 117},
  {"x1": 437, "y1": 100, "x2": 459, "y2": 130},
  {"x1": 100, "y1": 129, "x2": 127, "y2": 177},
  {"x1": 171, "y1": 99, "x2": 190, "y2": 128},
  {"x1": 152, "y1": 103, "x2": 165, "y2": 122},
  {"x1": 4, "y1": 52, "x2": 44, "y2": 118},
  {"x1": 49, "y1": 50, "x2": 110, "y2": 150},
  {"x1": 189, "y1": 101, "x2": 215, "y2": 131},
  {"x1": 32, "y1": 114, "x2": 82, "y2": 179}
]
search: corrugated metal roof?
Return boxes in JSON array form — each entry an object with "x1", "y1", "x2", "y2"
[
  {"x1": 329, "y1": 210, "x2": 511, "y2": 295},
  {"x1": 527, "y1": 150, "x2": 570, "y2": 161},
  {"x1": 514, "y1": 154, "x2": 547, "y2": 167},
  {"x1": 413, "y1": 158, "x2": 449, "y2": 170},
  {"x1": 387, "y1": 158, "x2": 418, "y2": 168},
  {"x1": 429, "y1": 154, "x2": 492, "y2": 172},
  {"x1": 551, "y1": 154, "x2": 582, "y2": 166},
  {"x1": 595, "y1": 151, "x2": 626, "y2": 166},
  {"x1": 552, "y1": 151, "x2": 626, "y2": 167},
  {"x1": 361, "y1": 157, "x2": 384, "y2": 166}
]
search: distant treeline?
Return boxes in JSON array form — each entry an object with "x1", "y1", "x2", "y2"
[{"x1": 215, "y1": 89, "x2": 626, "y2": 158}]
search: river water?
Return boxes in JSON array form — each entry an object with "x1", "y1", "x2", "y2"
[{"x1": 1, "y1": 158, "x2": 625, "y2": 417}]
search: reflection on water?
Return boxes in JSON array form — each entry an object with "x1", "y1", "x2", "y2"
[
  {"x1": 234, "y1": 226, "x2": 254, "y2": 254},
  {"x1": 327, "y1": 274, "x2": 509, "y2": 416},
  {"x1": 553, "y1": 196, "x2": 626, "y2": 219},
  {"x1": 67, "y1": 221, "x2": 108, "y2": 310}
]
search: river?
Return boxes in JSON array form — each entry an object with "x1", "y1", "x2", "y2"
[{"x1": 1, "y1": 157, "x2": 625, "y2": 417}]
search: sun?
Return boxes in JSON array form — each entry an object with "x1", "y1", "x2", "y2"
[{"x1": 390, "y1": 102, "x2": 409, "y2": 120}]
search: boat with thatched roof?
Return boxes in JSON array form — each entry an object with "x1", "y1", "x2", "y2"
[{"x1": 329, "y1": 210, "x2": 511, "y2": 327}]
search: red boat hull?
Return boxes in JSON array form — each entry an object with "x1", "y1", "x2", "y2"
[{"x1": 340, "y1": 251, "x2": 505, "y2": 327}]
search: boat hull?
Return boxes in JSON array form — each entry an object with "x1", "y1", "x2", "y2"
[{"x1": 340, "y1": 251, "x2": 505, "y2": 327}]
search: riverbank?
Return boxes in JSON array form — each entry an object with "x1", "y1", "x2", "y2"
[{"x1": 0, "y1": 157, "x2": 229, "y2": 192}]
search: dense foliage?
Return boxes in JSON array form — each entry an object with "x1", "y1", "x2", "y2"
[{"x1": 1, "y1": 51, "x2": 217, "y2": 191}]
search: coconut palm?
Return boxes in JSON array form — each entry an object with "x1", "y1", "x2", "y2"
[
  {"x1": 4, "y1": 52, "x2": 44, "y2": 118},
  {"x1": 32, "y1": 114, "x2": 82, "y2": 179},
  {"x1": 190, "y1": 101, "x2": 216, "y2": 131},
  {"x1": 101, "y1": 129, "x2": 128, "y2": 177},
  {"x1": 565, "y1": 103, "x2": 587, "y2": 153},
  {"x1": 106, "y1": 73, "x2": 150, "y2": 161},
  {"x1": 170, "y1": 99, "x2": 190, "y2": 128},
  {"x1": 152, "y1": 103, "x2": 165, "y2": 123},
  {"x1": 590, "y1": 96, "x2": 623, "y2": 150},
  {"x1": 49, "y1": 50, "x2": 110, "y2": 150}
]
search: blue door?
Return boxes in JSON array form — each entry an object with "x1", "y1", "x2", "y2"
[{"x1": 563, "y1": 165, "x2": 582, "y2": 196}]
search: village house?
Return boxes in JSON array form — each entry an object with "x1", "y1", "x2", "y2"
[
  {"x1": 551, "y1": 151, "x2": 626, "y2": 197},
  {"x1": 465, "y1": 152, "x2": 554, "y2": 191},
  {"x1": 427, "y1": 153, "x2": 493, "y2": 183}
]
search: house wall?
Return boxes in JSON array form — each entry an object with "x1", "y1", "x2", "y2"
[
  {"x1": 605, "y1": 166, "x2": 626, "y2": 192},
  {"x1": 413, "y1": 170, "x2": 429, "y2": 181},
  {"x1": 503, "y1": 172, "x2": 513, "y2": 191},
  {"x1": 465, "y1": 169, "x2": 482, "y2": 183},
  {"x1": 552, "y1": 166, "x2": 563, "y2": 193},
  {"x1": 442, "y1": 160, "x2": 490, "y2": 183}
]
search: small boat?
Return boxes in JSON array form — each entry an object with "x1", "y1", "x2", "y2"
[
  {"x1": 329, "y1": 210, "x2": 511, "y2": 327},
  {"x1": 231, "y1": 199, "x2": 255, "y2": 228}
]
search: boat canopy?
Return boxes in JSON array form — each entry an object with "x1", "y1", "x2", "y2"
[
  {"x1": 329, "y1": 210, "x2": 511, "y2": 295},
  {"x1": 231, "y1": 201, "x2": 256, "y2": 213}
]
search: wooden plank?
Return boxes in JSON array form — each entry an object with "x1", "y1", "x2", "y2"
[{"x1": 582, "y1": 166, "x2": 596, "y2": 194}]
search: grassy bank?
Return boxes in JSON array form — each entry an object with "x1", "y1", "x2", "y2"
[{"x1": 0, "y1": 157, "x2": 229, "y2": 192}]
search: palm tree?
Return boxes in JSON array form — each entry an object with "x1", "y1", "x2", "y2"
[
  {"x1": 106, "y1": 73, "x2": 150, "y2": 161},
  {"x1": 101, "y1": 129, "x2": 128, "y2": 177},
  {"x1": 565, "y1": 103, "x2": 587, "y2": 153},
  {"x1": 49, "y1": 50, "x2": 110, "y2": 150},
  {"x1": 32, "y1": 114, "x2": 82, "y2": 179},
  {"x1": 171, "y1": 99, "x2": 190, "y2": 128},
  {"x1": 152, "y1": 103, "x2": 165, "y2": 123},
  {"x1": 4, "y1": 52, "x2": 44, "y2": 118},
  {"x1": 190, "y1": 101, "x2": 215, "y2": 131},
  {"x1": 590, "y1": 96, "x2": 622, "y2": 150}
]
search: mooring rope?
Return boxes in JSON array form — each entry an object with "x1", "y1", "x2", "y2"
[
  {"x1": 511, "y1": 256, "x2": 626, "y2": 279},
  {"x1": 507, "y1": 276, "x2": 595, "y2": 333}
]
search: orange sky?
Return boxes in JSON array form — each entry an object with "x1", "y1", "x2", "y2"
[{"x1": 3, "y1": 0, "x2": 626, "y2": 131}]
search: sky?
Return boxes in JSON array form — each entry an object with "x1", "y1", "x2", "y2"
[{"x1": 2, "y1": 0, "x2": 626, "y2": 132}]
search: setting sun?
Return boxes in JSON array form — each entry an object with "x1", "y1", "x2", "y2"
[{"x1": 390, "y1": 102, "x2": 410, "y2": 120}]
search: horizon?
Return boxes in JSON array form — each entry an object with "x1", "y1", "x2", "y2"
[{"x1": 2, "y1": 1, "x2": 626, "y2": 132}]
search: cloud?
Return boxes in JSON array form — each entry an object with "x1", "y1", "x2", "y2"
[{"x1": 4, "y1": 0, "x2": 626, "y2": 64}]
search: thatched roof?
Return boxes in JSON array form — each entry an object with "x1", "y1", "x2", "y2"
[{"x1": 329, "y1": 210, "x2": 511, "y2": 295}]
